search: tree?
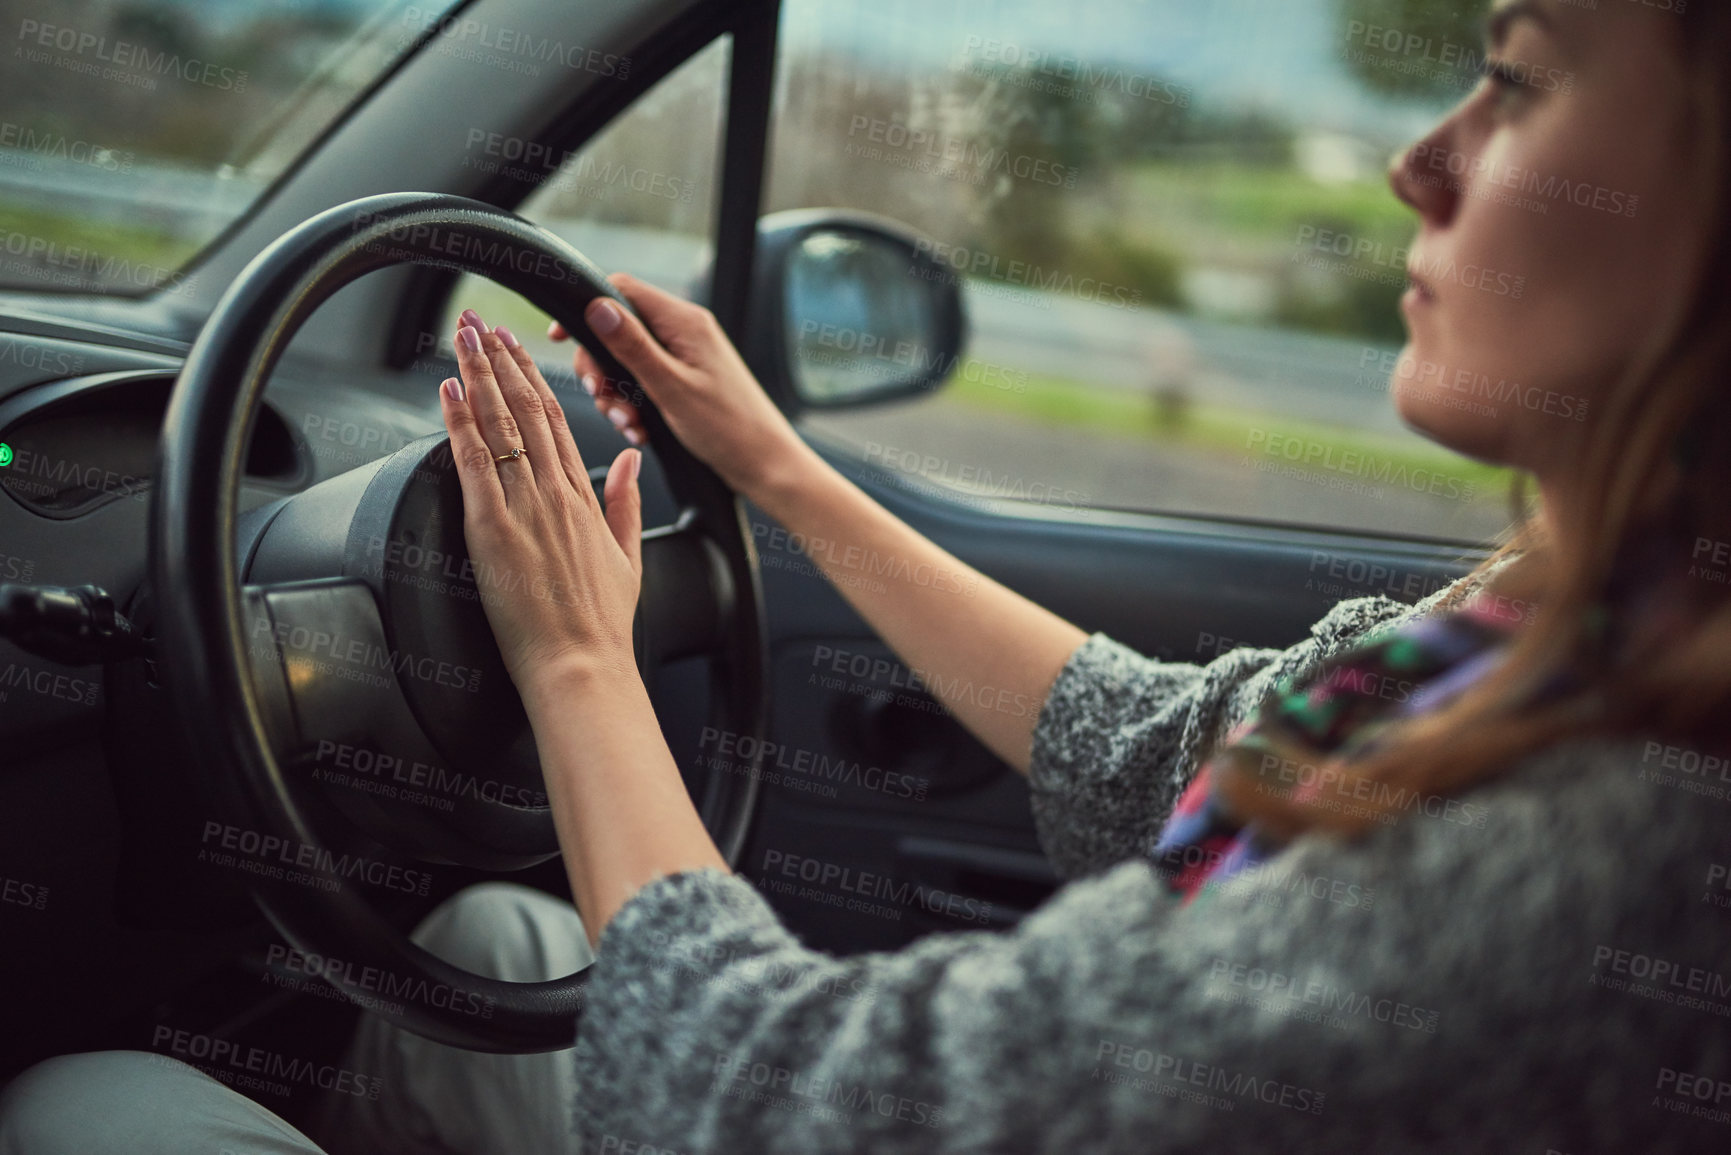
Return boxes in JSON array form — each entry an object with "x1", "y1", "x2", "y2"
[{"x1": 1337, "y1": 0, "x2": 1486, "y2": 100}]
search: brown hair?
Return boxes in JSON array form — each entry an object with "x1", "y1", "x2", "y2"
[{"x1": 1221, "y1": 3, "x2": 1731, "y2": 841}]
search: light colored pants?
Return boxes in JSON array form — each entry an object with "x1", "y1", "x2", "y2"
[{"x1": 0, "y1": 883, "x2": 595, "y2": 1155}]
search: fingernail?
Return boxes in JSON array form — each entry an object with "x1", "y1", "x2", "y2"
[
  {"x1": 587, "y1": 299, "x2": 621, "y2": 336},
  {"x1": 607, "y1": 407, "x2": 631, "y2": 429},
  {"x1": 494, "y1": 325, "x2": 519, "y2": 349},
  {"x1": 582, "y1": 374, "x2": 597, "y2": 396},
  {"x1": 458, "y1": 326, "x2": 481, "y2": 352},
  {"x1": 625, "y1": 428, "x2": 645, "y2": 447},
  {"x1": 460, "y1": 308, "x2": 485, "y2": 331},
  {"x1": 628, "y1": 448, "x2": 643, "y2": 479},
  {"x1": 442, "y1": 376, "x2": 465, "y2": 402}
]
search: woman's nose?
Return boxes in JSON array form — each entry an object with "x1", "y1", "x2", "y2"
[{"x1": 1388, "y1": 131, "x2": 1458, "y2": 225}]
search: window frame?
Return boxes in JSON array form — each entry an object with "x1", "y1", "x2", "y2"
[
  {"x1": 0, "y1": 0, "x2": 482, "y2": 303},
  {"x1": 751, "y1": 0, "x2": 1513, "y2": 548},
  {"x1": 395, "y1": 0, "x2": 784, "y2": 367}
]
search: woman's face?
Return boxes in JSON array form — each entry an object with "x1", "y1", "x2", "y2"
[{"x1": 1387, "y1": 0, "x2": 1705, "y2": 476}]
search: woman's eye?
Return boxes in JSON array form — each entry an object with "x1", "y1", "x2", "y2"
[{"x1": 1479, "y1": 59, "x2": 1530, "y2": 117}]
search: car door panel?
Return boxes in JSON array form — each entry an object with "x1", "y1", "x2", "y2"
[{"x1": 741, "y1": 445, "x2": 1486, "y2": 950}]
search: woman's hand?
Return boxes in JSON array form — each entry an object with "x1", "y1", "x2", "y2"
[
  {"x1": 438, "y1": 307, "x2": 644, "y2": 699},
  {"x1": 550, "y1": 273, "x2": 817, "y2": 502},
  {"x1": 439, "y1": 307, "x2": 728, "y2": 940}
]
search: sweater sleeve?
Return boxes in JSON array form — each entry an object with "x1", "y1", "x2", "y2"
[
  {"x1": 1026, "y1": 593, "x2": 1433, "y2": 879},
  {"x1": 568, "y1": 735, "x2": 1701, "y2": 1154}
]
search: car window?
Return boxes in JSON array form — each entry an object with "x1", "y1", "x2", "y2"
[
  {"x1": 0, "y1": 0, "x2": 460, "y2": 296},
  {"x1": 439, "y1": 36, "x2": 730, "y2": 374},
  {"x1": 765, "y1": 0, "x2": 1516, "y2": 542}
]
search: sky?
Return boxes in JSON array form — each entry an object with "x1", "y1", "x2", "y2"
[
  {"x1": 157, "y1": 0, "x2": 1464, "y2": 146},
  {"x1": 778, "y1": 0, "x2": 1456, "y2": 146}
]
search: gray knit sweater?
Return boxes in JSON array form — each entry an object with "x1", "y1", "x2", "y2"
[{"x1": 571, "y1": 575, "x2": 1731, "y2": 1153}]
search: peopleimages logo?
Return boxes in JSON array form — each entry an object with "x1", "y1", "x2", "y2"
[
  {"x1": 0, "y1": 121, "x2": 133, "y2": 172},
  {"x1": 955, "y1": 36, "x2": 1190, "y2": 107},
  {"x1": 860, "y1": 442, "x2": 1089, "y2": 515},
  {"x1": 350, "y1": 213, "x2": 592, "y2": 289},
  {"x1": 1591, "y1": 946, "x2": 1731, "y2": 1000},
  {"x1": 698, "y1": 727, "x2": 930, "y2": 802},
  {"x1": 0, "y1": 228, "x2": 194, "y2": 293},
  {"x1": 1207, "y1": 958, "x2": 1441, "y2": 1033},
  {"x1": 1253, "y1": 751, "x2": 1492, "y2": 829},
  {"x1": 313, "y1": 739, "x2": 547, "y2": 810},
  {"x1": 1294, "y1": 226, "x2": 1528, "y2": 300},
  {"x1": 0, "y1": 442, "x2": 149, "y2": 504},
  {"x1": 757, "y1": 849, "x2": 993, "y2": 925},
  {"x1": 1357, "y1": 348, "x2": 1591, "y2": 423},
  {"x1": 199, "y1": 820, "x2": 434, "y2": 897},
  {"x1": 0, "y1": 340, "x2": 85, "y2": 377},
  {"x1": 250, "y1": 615, "x2": 482, "y2": 693},
  {"x1": 462, "y1": 131, "x2": 696, "y2": 202},
  {"x1": 597, "y1": 1135, "x2": 693, "y2": 1155},
  {"x1": 910, "y1": 239, "x2": 1142, "y2": 309},
  {"x1": 150, "y1": 1027, "x2": 381, "y2": 1099},
  {"x1": 1242, "y1": 431, "x2": 1480, "y2": 503},
  {"x1": 401, "y1": 6, "x2": 630, "y2": 79},
  {"x1": 1702, "y1": 863, "x2": 1731, "y2": 912},
  {"x1": 265, "y1": 943, "x2": 496, "y2": 1019},
  {"x1": 795, "y1": 320, "x2": 1029, "y2": 393},
  {"x1": 750, "y1": 521, "x2": 984, "y2": 596},
  {"x1": 710, "y1": 1053, "x2": 944, "y2": 1128},
  {"x1": 1341, "y1": 20, "x2": 1574, "y2": 95},
  {"x1": 1305, "y1": 550, "x2": 1455, "y2": 602},
  {"x1": 1588, "y1": 944, "x2": 1731, "y2": 1020},
  {"x1": 0, "y1": 660, "x2": 100, "y2": 707},
  {"x1": 1655, "y1": 1067, "x2": 1731, "y2": 1110},
  {"x1": 1092, "y1": 1040, "x2": 1326, "y2": 1115},
  {"x1": 1638, "y1": 740, "x2": 1731, "y2": 803},
  {"x1": 16, "y1": 19, "x2": 249, "y2": 91},
  {"x1": 1408, "y1": 144, "x2": 1639, "y2": 218},
  {"x1": 808, "y1": 643, "x2": 1034, "y2": 719},
  {"x1": 1, "y1": 874, "x2": 48, "y2": 911},
  {"x1": 844, "y1": 115, "x2": 1079, "y2": 188}
]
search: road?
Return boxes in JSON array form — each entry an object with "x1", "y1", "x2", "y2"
[
  {"x1": 536, "y1": 221, "x2": 1507, "y2": 540},
  {"x1": 0, "y1": 159, "x2": 1503, "y2": 539},
  {"x1": 0, "y1": 156, "x2": 1402, "y2": 431}
]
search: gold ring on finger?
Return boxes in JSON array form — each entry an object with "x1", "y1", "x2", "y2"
[{"x1": 493, "y1": 446, "x2": 527, "y2": 464}]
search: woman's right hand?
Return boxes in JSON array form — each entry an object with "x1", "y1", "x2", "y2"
[
  {"x1": 550, "y1": 272, "x2": 815, "y2": 501},
  {"x1": 560, "y1": 281, "x2": 1086, "y2": 781}
]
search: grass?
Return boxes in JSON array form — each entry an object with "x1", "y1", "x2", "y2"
[
  {"x1": 943, "y1": 360, "x2": 1515, "y2": 501},
  {"x1": 0, "y1": 202, "x2": 199, "y2": 284},
  {"x1": 1119, "y1": 161, "x2": 1415, "y2": 247}
]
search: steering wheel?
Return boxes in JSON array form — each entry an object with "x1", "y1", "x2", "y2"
[{"x1": 150, "y1": 192, "x2": 767, "y2": 1052}]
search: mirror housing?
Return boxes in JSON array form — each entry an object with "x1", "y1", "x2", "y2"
[{"x1": 742, "y1": 210, "x2": 968, "y2": 416}]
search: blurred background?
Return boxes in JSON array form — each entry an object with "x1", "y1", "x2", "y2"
[{"x1": 0, "y1": 0, "x2": 1515, "y2": 542}]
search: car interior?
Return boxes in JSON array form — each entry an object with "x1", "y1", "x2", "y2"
[{"x1": 0, "y1": 0, "x2": 1495, "y2": 1132}]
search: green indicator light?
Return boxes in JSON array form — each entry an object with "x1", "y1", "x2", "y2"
[{"x1": 0, "y1": 442, "x2": 12, "y2": 468}]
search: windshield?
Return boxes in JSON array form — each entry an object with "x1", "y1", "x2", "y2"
[{"x1": 0, "y1": 0, "x2": 460, "y2": 296}]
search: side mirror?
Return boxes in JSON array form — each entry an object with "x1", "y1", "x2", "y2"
[{"x1": 743, "y1": 210, "x2": 968, "y2": 415}]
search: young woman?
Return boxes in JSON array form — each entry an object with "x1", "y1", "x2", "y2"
[{"x1": 4, "y1": 0, "x2": 1727, "y2": 1151}]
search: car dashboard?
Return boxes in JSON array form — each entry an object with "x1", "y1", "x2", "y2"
[{"x1": 0, "y1": 309, "x2": 678, "y2": 1081}]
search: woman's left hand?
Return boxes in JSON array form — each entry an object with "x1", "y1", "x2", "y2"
[{"x1": 437, "y1": 307, "x2": 644, "y2": 699}]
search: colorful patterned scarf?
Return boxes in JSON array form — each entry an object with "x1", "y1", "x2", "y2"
[{"x1": 1152, "y1": 594, "x2": 1529, "y2": 901}]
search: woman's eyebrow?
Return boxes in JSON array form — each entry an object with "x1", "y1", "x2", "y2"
[{"x1": 1482, "y1": 0, "x2": 1553, "y2": 50}]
